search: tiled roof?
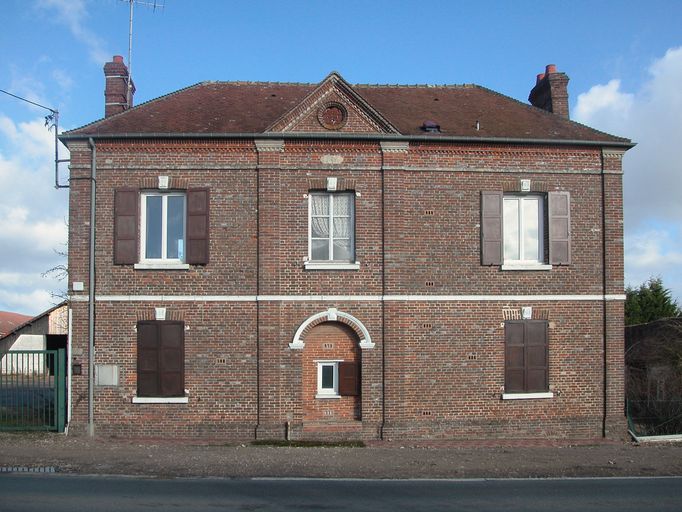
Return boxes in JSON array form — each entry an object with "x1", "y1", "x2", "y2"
[
  {"x1": 0, "y1": 311, "x2": 32, "y2": 337},
  {"x1": 65, "y1": 80, "x2": 630, "y2": 144}
]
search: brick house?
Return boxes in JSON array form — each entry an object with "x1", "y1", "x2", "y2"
[{"x1": 59, "y1": 58, "x2": 632, "y2": 440}]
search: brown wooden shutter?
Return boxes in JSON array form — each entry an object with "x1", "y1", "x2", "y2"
[
  {"x1": 338, "y1": 361, "x2": 359, "y2": 396},
  {"x1": 114, "y1": 189, "x2": 138, "y2": 264},
  {"x1": 481, "y1": 191, "x2": 503, "y2": 265},
  {"x1": 137, "y1": 321, "x2": 159, "y2": 397},
  {"x1": 549, "y1": 191, "x2": 571, "y2": 265},
  {"x1": 158, "y1": 321, "x2": 185, "y2": 397},
  {"x1": 505, "y1": 321, "x2": 525, "y2": 393},
  {"x1": 525, "y1": 320, "x2": 549, "y2": 392},
  {"x1": 187, "y1": 189, "x2": 209, "y2": 264}
]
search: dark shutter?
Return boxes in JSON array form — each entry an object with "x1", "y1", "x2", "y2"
[
  {"x1": 525, "y1": 320, "x2": 549, "y2": 392},
  {"x1": 158, "y1": 321, "x2": 185, "y2": 397},
  {"x1": 186, "y1": 189, "x2": 209, "y2": 265},
  {"x1": 114, "y1": 189, "x2": 138, "y2": 264},
  {"x1": 137, "y1": 321, "x2": 159, "y2": 397},
  {"x1": 137, "y1": 320, "x2": 185, "y2": 398},
  {"x1": 549, "y1": 191, "x2": 571, "y2": 265},
  {"x1": 481, "y1": 191, "x2": 503, "y2": 265},
  {"x1": 505, "y1": 321, "x2": 525, "y2": 393},
  {"x1": 505, "y1": 320, "x2": 549, "y2": 393},
  {"x1": 338, "y1": 361, "x2": 359, "y2": 396}
]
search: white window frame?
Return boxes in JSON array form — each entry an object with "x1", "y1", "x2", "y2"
[
  {"x1": 502, "y1": 194, "x2": 550, "y2": 270},
  {"x1": 306, "y1": 192, "x2": 359, "y2": 270},
  {"x1": 140, "y1": 192, "x2": 186, "y2": 264},
  {"x1": 315, "y1": 360, "x2": 342, "y2": 399}
]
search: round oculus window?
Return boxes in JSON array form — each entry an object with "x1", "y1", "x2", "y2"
[{"x1": 318, "y1": 103, "x2": 347, "y2": 130}]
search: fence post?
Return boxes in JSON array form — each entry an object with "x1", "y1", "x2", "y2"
[{"x1": 56, "y1": 349, "x2": 65, "y2": 433}]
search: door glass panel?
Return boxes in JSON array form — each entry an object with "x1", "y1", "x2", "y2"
[
  {"x1": 311, "y1": 239, "x2": 329, "y2": 260},
  {"x1": 522, "y1": 198, "x2": 540, "y2": 261},
  {"x1": 311, "y1": 217, "x2": 329, "y2": 238},
  {"x1": 145, "y1": 196, "x2": 162, "y2": 259},
  {"x1": 321, "y1": 365, "x2": 334, "y2": 389},
  {"x1": 503, "y1": 198, "x2": 519, "y2": 261},
  {"x1": 332, "y1": 239, "x2": 351, "y2": 261},
  {"x1": 167, "y1": 196, "x2": 185, "y2": 260}
]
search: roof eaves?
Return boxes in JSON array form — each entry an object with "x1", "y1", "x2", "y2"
[{"x1": 57, "y1": 131, "x2": 636, "y2": 148}]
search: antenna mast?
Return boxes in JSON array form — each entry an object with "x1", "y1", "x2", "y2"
[{"x1": 124, "y1": 0, "x2": 164, "y2": 107}]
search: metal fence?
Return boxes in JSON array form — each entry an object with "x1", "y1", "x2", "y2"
[
  {"x1": 0, "y1": 349, "x2": 65, "y2": 432},
  {"x1": 627, "y1": 399, "x2": 682, "y2": 437}
]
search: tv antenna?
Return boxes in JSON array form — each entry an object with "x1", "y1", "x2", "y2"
[{"x1": 123, "y1": 0, "x2": 165, "y2": 106}]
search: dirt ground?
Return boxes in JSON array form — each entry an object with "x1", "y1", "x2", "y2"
[{"x1": 1, "y1": 433, "x2": 682, "y2": 479}]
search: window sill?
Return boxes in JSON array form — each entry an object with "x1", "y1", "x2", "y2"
[
  {"x1": 134, "y1": 262, "x2": 190, "y2": 270},
  {"x1": 304, "y1": 261, "x2": 360, "y2": 270},
  {"x1": 132, "y1": 396, "x2": 189, "y2": 404},
  {"x1": 315, "y1": 394, "x2": 341, "y2": 399},
  {"x1": 501, "y1": 392, "x2": 554, "y2": 400},
  {"x1": 501, "y1": 263, "x2": 552, "y2": 271}
]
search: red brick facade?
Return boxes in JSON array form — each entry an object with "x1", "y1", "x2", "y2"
[{"x1": 61, "y1": 65, "x2": 631, "y2": 440}]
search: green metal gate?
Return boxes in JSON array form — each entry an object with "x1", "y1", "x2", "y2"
[{"x1": 0, "y1": 349, "x2": 66, "y2": 432}]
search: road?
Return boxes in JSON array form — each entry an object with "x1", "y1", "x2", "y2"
[{"x1": 0, "y1": 474, "x2": 680, "y2": 511}]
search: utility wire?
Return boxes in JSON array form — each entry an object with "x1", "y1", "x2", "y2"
[{"x1": 0, "y1": 88, "x2": 57, "y2": 114}]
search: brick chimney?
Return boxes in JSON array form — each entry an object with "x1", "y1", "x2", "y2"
[
  {"x1": 528, "y1": 64, "x2": 570, "y2": 119},
  {"x1": 103, "y1": 55, "x2": 135, "y2": 118}
]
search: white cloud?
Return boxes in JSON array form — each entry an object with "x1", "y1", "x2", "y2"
[
  {"x1": 575, "y1": 47, "x2": 682, "y2": 301},
  {"x1": 574, "y1": 79, "x2": 634, "y2": 125},
  {"x1": 0, "y1": 114, "x2": 68, "y2": 314},
  {"x1": 626, "y1": 227, "x2": 682, "y2": 271},
  {"x1": 0, "y1": 289, "x2": 57, "y2": 317},
  {"x1": 37, "y1": 0, "x2": 110, "y2": 65},
  {"x1": 52, "y1": 69, "x2": 75, "y2": 92}
]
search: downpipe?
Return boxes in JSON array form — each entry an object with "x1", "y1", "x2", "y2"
[{"x1": 87, "y1": 137, "x2": 97, "y2": 437}]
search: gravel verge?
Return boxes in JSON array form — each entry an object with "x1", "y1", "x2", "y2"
[{"x1": 1, "y1": 433, "x2": 681, "y2": 479}]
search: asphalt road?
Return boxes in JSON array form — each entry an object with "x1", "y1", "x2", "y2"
[{"x1": 1, "y1": 475, "x2": 681, "y2": 511}]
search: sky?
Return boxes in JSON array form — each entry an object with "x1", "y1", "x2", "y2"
[{"x1": 1, "y1": 0, "x2": 682, "y2": 316}]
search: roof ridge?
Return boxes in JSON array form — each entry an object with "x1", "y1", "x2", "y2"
[
  {"x1": 472, "y1": 84, "x2": 632, "y2": 143},
  {"x1": 204, "y1": 80, "x2": 317, "y2": 86},
  {"x1": 355, "y1": 83, "x2": 474, "y2": 89}
]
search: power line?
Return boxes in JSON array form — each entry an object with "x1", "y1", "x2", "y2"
[{"x1": 0, "y1": 88, "x2": 57, "y2": 114}]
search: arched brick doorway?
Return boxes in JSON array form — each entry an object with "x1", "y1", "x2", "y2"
[{"x1": 302, "y1": 322, "x2": 361, "y2": 422}]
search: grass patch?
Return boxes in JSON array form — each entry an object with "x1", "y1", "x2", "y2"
[{"x1": 251, "y1": 439, "x2": 365, "y2": 448}]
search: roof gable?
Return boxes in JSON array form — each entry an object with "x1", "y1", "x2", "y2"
[{"x1": 266, "y1": 72, "x2": 399, "y2": 134}]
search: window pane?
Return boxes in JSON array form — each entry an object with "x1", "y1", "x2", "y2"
[
  {"x1": 503, "y1": 198, "x2": 519, "y2": 261},
  {"x1": 311, "y1": 239, "x2": 329, "y2": 260},
  {"x1": 333, "y1": 217, "x2": 351, "y2": 238},
  {"x1": 145, "y1": 196, "x2": 162, "y2": 259},
  {"x1": 311, "y1": 217, "x2": 329, "y2": 238},
  {"x1": 321, "y1": 365, "x2": 334, "y2": 389},
  {"x1": 167, "y1": 196, "x2": 185, "y2": 260},
  {"x1": 311, "y1": 195, "x2": 329, "y2": 216},
  {"x1": 333, "y1": 194, "x2": 351, "y2": 216},
  {"x1": 522, "y1": 198, "x2": 540, "y2": 261},
  {"x1": 332, "y1": 239, "x2": 352, "y2": 261}
]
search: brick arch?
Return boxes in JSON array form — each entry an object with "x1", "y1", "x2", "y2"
[{"x1": 289, "y1": 308, "x2": 374, "y2": 350}]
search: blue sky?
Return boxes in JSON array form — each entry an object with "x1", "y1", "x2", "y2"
[{"x1": 1, "y1": 0, "x2": 682, "y2": 315}]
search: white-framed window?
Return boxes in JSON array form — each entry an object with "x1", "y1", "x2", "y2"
[
  {"x1": 503, "y1": 195, "x2": 544, "y2": 266},
  {"x1": 316, "y1": 360, "x2": 341, "y2": 398},
  {"x1": 141, "y1": 192, "x2": 186, "y2": 263},
  {"x1": 308, "y1": 192, "x2": 355, "y2": 264}
]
